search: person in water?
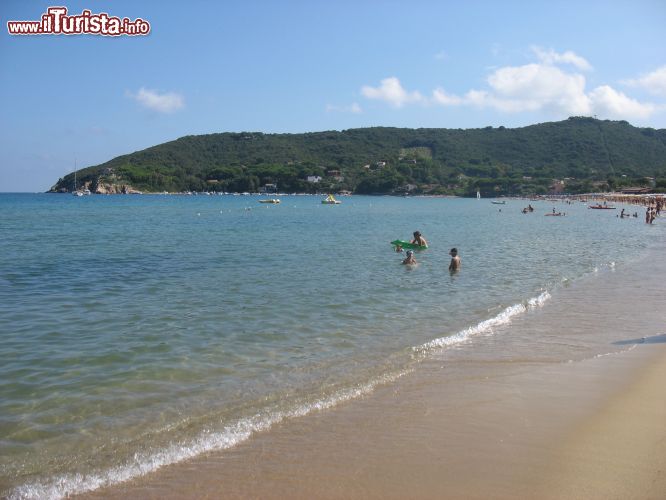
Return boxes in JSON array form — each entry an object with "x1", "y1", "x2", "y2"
[
  {"x1": 448, "y1": 248, "x2": 461, "y2": 271},
  {"x1": 411, "y1": 231, "x2": 428, "y2": 247},
  {"x1": 402, "y1": 250, "x2": 417, "y2": 265}
]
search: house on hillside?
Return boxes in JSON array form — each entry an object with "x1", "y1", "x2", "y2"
[
  {"x1": 395, "y1": 183, "x2": 417, "y2": 194},
  {"x1": 326, "y1": 170, "x2": 344, "y2": 181}
]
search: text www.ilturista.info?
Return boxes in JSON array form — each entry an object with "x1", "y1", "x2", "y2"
[{"x1": 7, "y1": 7, "x2": 150, "y2": 36}]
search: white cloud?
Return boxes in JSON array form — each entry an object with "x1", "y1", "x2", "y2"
[
  {"x1": 432, "y1": 67, "x2": 657, "y2": 120},
  {"x1": 588, "y1": 85, "x2": 655, "y2": 119},
  {"x1": 623, "y1": 66, "x2": 666, "y2": 96},
  {"x1": 326, "y1": 102, "x2": 362, "y2": 114},
  {"x1": 432, "y1": 63, "x2": 592, "y2": 115},
  {"x1": 486, "y1": 63, "x2": 592, "y2": 114},
  {"x1": 361, "y1": 48, "x2": 659, "y2": 122},
  {"x1": 463, "y1": 89, "x2": 490, "y2": 108},
  {"x1": 434, "y1": 50, "x2": 449, "y2": 61},
  {"x1": 531, "y1": 46, "x2": 592, "y2": 71},
  {"x1": 129, "y1": 87, "x2": 184, "y2": 113},
  {"x1": 361, "y1": 77, "x2": 424, "y2": 107},
  {"x1": 432, "y1": 88, "x2": 463, "y2": 105}
]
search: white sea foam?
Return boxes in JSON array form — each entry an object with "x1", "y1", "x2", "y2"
[
  {"x1": 592, "y1": 343, "x2": 637, "y2": 359},
  {"x1": 8, "y1": 369, "x2": 410, "y2": 500},
  {"x1": 413, "y1": 291, "x2": 551, "y2": 354},
  {"x1": 566, "y1": 343, "x2": 638, "y2": 364}
]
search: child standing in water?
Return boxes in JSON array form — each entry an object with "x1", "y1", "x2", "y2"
[{"x1": 448, "y1": 248, "x2": 461, "y2": 271}]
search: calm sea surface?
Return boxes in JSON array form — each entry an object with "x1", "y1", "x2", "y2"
[{"x1": 0, "y1": 193, "x2": 663, "y2": 498}]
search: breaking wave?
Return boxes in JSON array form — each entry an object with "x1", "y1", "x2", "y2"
[
  {"x1": 8, "y1": 369, "x2": 410, "y2": 500},
  {"x1": 413, "y1": 290, "x2": 551, "y2": 354}
]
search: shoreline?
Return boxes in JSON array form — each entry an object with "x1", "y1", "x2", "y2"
[
  {"x1": 80, "y1": 242, "x2": 666, "y2": 499},
  {"x1": 33, "y1": 191, "x2": 666, "y2": 201},
  {"x1": 81, "y1": 334, "x2": 666, "y2": 500}
]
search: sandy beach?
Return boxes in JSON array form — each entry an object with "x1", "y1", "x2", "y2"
[
  {"x1": 81, "y1": 238, "x2": 666, "y2": 500},
  {"x1": 83, "y1": 346, "x2": 666, "y2": 500},
  {"x1": 536, "y1": 342, "x2": 666, "y2": 500}
]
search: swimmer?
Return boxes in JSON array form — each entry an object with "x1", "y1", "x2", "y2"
[
  {"x1": 402, "y1": 250, "x2": 417, "y2": 265},
  {"x1": 411, "y1": 231, "x2": 428, "y2": 247}
]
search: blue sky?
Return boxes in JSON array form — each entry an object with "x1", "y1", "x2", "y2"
[{"x1": 2, "y1": 0, "x2": 665, "y2": 192}]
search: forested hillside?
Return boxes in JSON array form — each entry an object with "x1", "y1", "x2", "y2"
[{"x1": 50, "y1": 117, "x2": 666, "y2": 195}]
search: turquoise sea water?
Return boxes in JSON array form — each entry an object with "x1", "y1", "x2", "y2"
[{"x1": 0, "y1": 193, "x2": 663, "y2": 498}]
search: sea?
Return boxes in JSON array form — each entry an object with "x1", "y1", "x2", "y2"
[{"x1": 0, "y1": 193, "x2": 663, "y2": 499}]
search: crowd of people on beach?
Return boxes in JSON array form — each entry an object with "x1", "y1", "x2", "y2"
[
  {"x1": 600, "y1": 196, "x2": 662, "y2": 224},
  {"x1": 529, "y1": 194, "x2": 664, "y2": 224}
]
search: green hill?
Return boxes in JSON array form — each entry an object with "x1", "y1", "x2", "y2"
[{"x1": 50, "y1": 117, "x2": 666, "y2": 196}]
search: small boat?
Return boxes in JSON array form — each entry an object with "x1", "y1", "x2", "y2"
[
  {"x1": 259, "y1": 198, "x2": 280, "y2": 204},
  {"x1": 72, "y1": 161, "x2": 83, "y2": 196},
  {"x1": 588, "y1": 204, "x2": 616, "y2": 209},
  {"x1": 545, "y1": 213, "x2": 565, "y2": 216},
  {"x1": 491, "y1": 200, "x2": 506, "y2": 205},
  {"x1": 70, "y1": 159, "x2": 92, "y2": 196},
  {"x1": 322, "y1": 194, "x2": 341, "y2": 205}
]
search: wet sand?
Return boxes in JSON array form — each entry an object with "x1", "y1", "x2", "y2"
[
  {"x1": 83, "y1": 346, "x2": 666, "y2": 500},
  {"x1": 84, "y1": 250, "x2": 666, "y2": 500}
]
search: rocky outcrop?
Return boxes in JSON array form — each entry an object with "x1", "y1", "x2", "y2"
[
  {"x1": 49, "y1": 169, "x2": 142, "y2": 194},
  {"x1": 94, "y1": 182, "x2": 142, "y2": 194}
]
